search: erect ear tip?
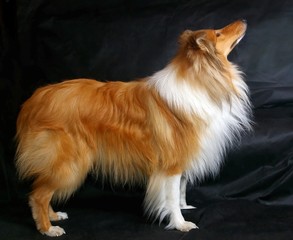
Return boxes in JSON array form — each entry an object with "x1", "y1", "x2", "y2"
[
  {"x1": 179, "y1": 30, "x2": 193, "y2": 44},
  {"x1": 183, "y1": 29, "x2": 194, "y2": 35}
]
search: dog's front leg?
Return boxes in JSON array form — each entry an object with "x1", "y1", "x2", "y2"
[
  {"x1": 165, "y1": 174, "x2": 198, "y2": 231},
  {"x1": 180, "y1": 176, "x2": 196, "y2": 209}
]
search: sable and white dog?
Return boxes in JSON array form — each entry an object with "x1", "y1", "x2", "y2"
[{"x1": 16, "y1": 20, "x2": 251, "y2": 237}]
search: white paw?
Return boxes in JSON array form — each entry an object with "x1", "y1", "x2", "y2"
[
  {"x1": 56, "y1": 212, "x2": 68, "y2": 220},
  {"x1": 43, "y1": 226, "x2": 66, "y2": 237},
  {"x1": 176, "y1": 221, "x2": 198, "y2": 232},
  {"x1": 180, "y1": 204, "x2": 196, "y2": 210}
]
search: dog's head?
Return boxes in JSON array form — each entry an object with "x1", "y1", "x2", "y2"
[
  {"x1": 172, "y1": 20, "x2": 247, "y2": 105},
  {"x1": 179, "y1": 20, "x2": 247, "y2": 60}
]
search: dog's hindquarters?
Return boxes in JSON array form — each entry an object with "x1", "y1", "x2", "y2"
[{"x1": 16, "y1": 127, "x2": 94, "y2": 236}]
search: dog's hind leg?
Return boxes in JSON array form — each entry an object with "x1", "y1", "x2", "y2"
[
  {"x1": 26, "y1": 131, "x2": 93, "y2": 237},
  {"x1": 49, "y1": 204, "x2": 68, "y2": 222},
  {"x1": 30, "y1": 160, "x2": 89, "y2": 237},
  {"x1": 29, "y1": 184, "x2": 66, "y2": 237}
]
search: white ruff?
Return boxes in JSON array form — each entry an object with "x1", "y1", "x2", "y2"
[
  {"x1": 148, "y1": 65, "x2": 215, "y2": 118},
  {"x1": 148, "y1": 64, "x2": 251, "y2": 183},
  {"x1": 187, "y1": 65, "x2": 251, "y2": 183}
]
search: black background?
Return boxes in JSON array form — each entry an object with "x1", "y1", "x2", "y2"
[{"x1": 1, "y1": 0, "x2": 293, "y2": 239}]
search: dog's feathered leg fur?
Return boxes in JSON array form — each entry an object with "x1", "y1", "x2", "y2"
[{"x1": 144, "y1": 173, "x2": 198, "y2": 232}]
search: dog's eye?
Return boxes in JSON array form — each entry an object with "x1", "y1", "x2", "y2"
[{"x1": 216, "y1": 32, "x2": 221, "y2": 37}]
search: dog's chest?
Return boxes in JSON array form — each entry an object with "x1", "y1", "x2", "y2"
[{"x1": 186, "y1": 95, "x2": 249, "y2": 182}]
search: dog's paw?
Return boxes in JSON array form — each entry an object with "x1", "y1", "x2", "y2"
[
  {"x1": 43, "y1": 226, "x2": 66, "y2": 237},
  {"x1": 50, "y1": 211, "x2": 68, "y2": 221},
  {"x1": 56, "y1": 212, "x2": 68, "y2": 220},
  {"x1": 180, "y1": 204, "x2": 196, "y2": 210},
  {"x1": 176, "y1": 221, "x2": 198, "y2": 232}
]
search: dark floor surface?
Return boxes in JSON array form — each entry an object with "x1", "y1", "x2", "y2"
[{"x1": 1, "y1": 190, "x2": 293, "y2": 240}]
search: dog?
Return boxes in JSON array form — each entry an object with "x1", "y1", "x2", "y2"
[{"x1": 15, "y1": 20, "x2": 251, "y2": 237}]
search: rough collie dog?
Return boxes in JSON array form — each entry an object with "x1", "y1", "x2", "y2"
[{"x1": 16, "y1": 20, "x2": 251, "y2": 237}]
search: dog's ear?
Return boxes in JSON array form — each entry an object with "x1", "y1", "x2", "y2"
[
  {"x1": 194, "y1": 32, "x2": 214, "y2": 53},
  {"x1": 180, "y1": 30, "x2": 215, "y2": 54}
]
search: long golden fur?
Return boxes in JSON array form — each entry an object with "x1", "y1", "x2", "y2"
[{"x1": 16, "y1": 20, "x2": 251, "y2": 236}]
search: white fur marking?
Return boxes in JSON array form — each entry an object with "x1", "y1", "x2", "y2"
[
  {"x1": 148, "y1": 65, "x2": 213, "y2": 117},
  {"x1": 144, "y1": 174, "x2": 167, "y2": 221},
  {"x1": 144, "y1": 174, "x2": 198, "y2": 231},
  {"x1": 44, "y1": 226, "x2": 66, "y2": 237},
  {"x1": 186, "y1": 65, "x2": 251, "y2": 183},
  {"x1": 56, "y1": 212, "x2": 68, "y2": 220},
  {"x1": 180, "y1": 177, "x2": 196, "y2": 209}
]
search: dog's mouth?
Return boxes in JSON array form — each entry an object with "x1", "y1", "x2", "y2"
[{"x1": 230, "y1": 34, "x2": 245, "y2": 50}]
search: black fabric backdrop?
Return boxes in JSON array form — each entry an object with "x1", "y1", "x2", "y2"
[{"x1": 1, "y1": 0, "x2": 293, "y2": 239}]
